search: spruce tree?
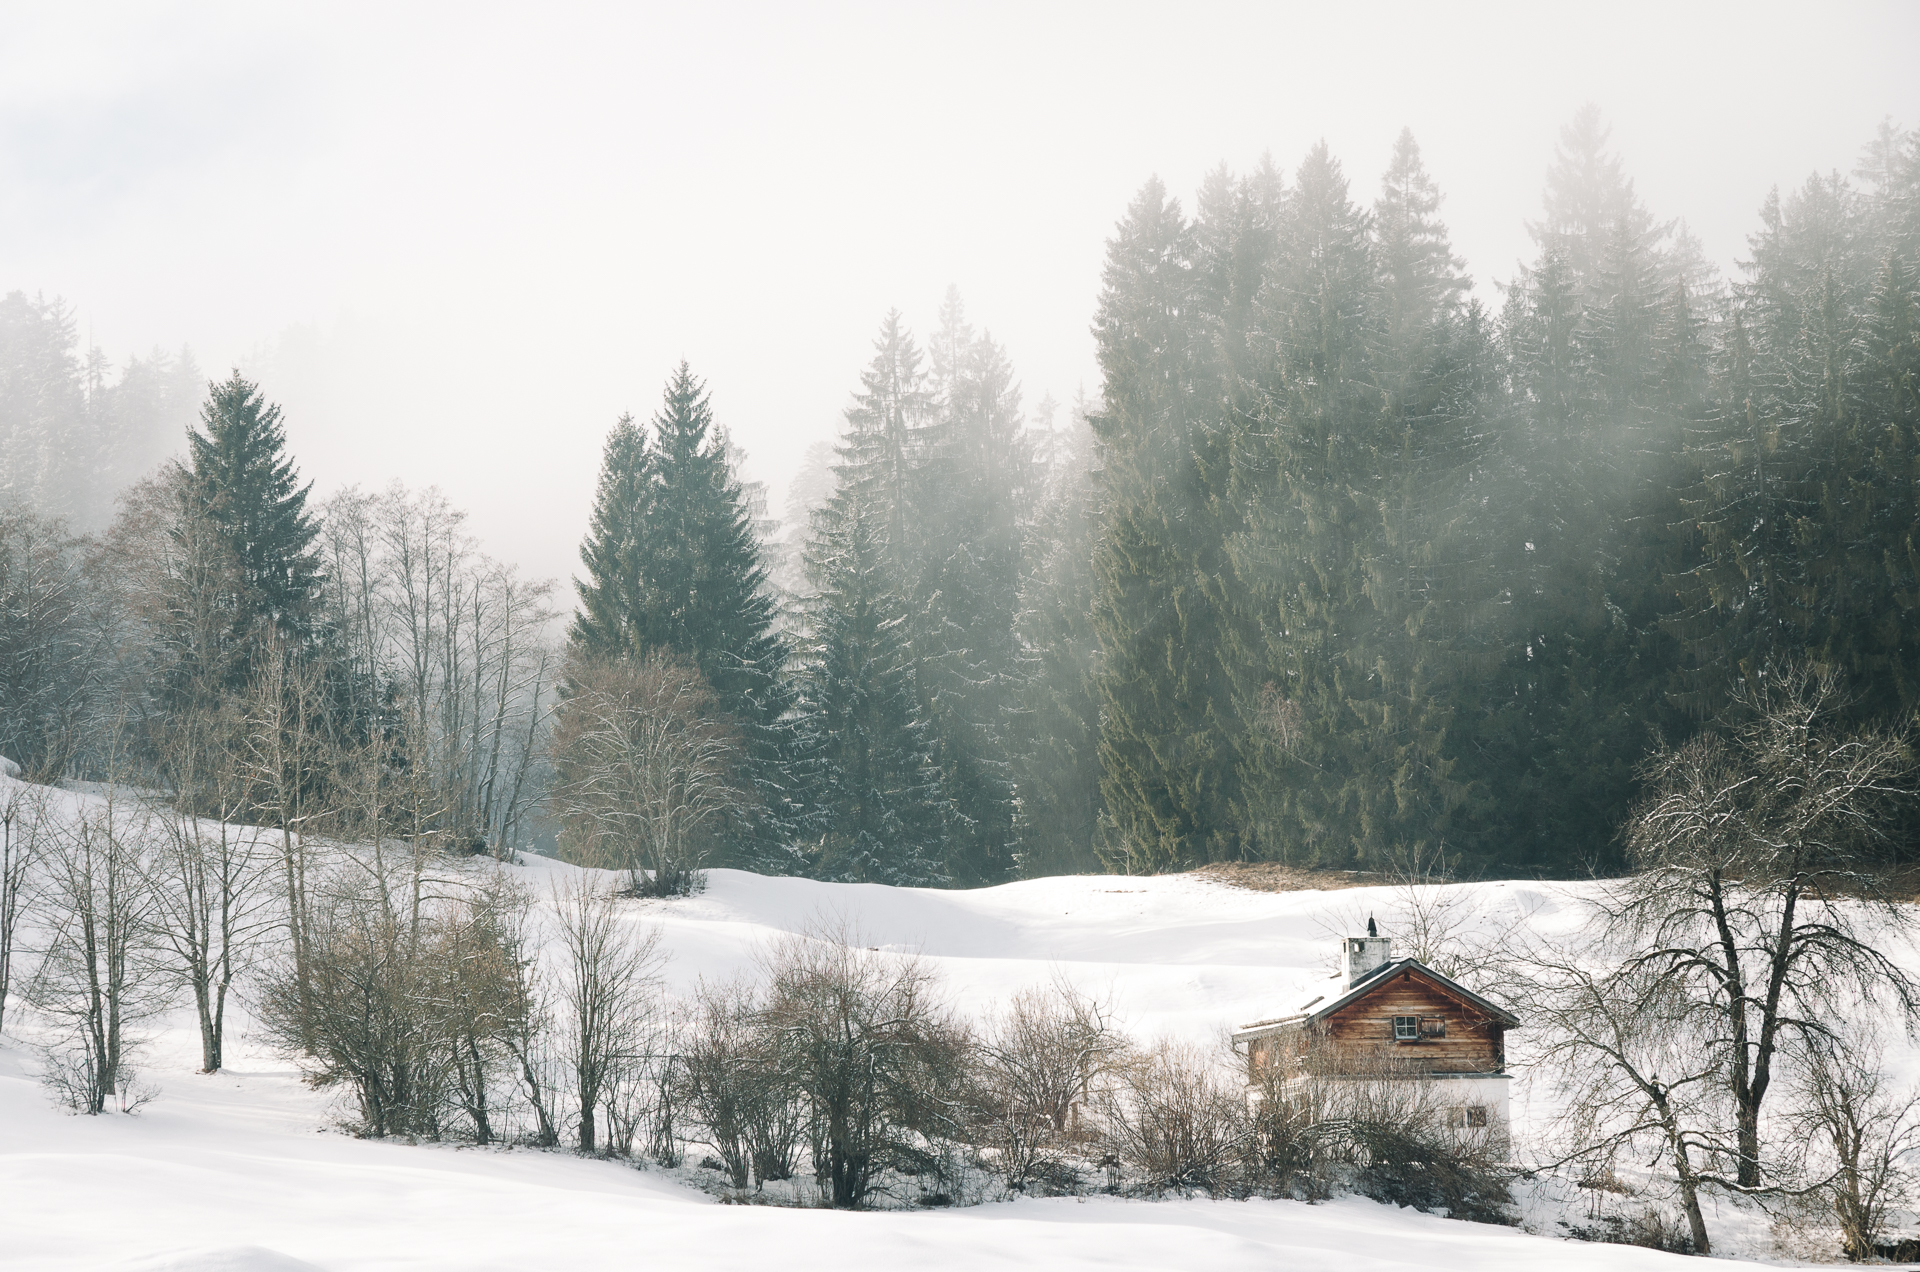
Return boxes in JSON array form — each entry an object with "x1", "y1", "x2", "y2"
[
  {"x1": 180, "y1": 372, "x2": 322, "y2": 691},
  {"x1": 1229, "y1": 144, "x2": 1403, "y2": 868},
  {"x1": 793, "y1": 487, "x2": 948, "y2": 884},
  {"x1": 1011, "y1": 399, "x2": 1104, "y2": 874},
  {"x1": 570, "y1": 413, "x2": 652, "y2": 658},
  {"x1": 912, "y1": 296, "x2": 1035, "y2": 885},
  {"x1": 1090, "y1": 177, "x2": 1252, "y2": 872},
  {"x1": 839, "y1": 311, "x2": 935, "y2": 581},
  {"x1": 569, "y1": 365, "x2": 792, "y2": 863},
  {"x1": 1374, "y1": 129, "x2": 1471, "y2": 359}
]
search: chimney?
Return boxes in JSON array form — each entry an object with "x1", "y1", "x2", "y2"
[{"x1": 1343, "y1": 918, "x2": 1392, "y2": 987}]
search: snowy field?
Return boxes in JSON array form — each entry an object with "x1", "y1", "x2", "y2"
[{"x1": 0, "y1": 792, "x2": 1834, "y2": 1269}]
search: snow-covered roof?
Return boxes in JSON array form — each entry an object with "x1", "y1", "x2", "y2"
[{"x1": 1231, "y1": 956, "x2": 1520, "y2": 1042}]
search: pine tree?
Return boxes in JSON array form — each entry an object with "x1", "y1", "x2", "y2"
[
  {"x1": 793, "y1": 488, "x2": 948, "y2": 884},
  {"x1": 568, "y1": 365, "x2": 792, "y2": 864},
  {"x1": 1012, "y1": 398, "x2": 1104, "y2": 874},
  {"x1": 1090, "y1": 176, "x2": 1251, "y2": 872},
  {"x1": 570, "y1": 413, "x2": 652, "y2": 658},
  {"x1": 1229, "y1": 143, "x2": 1403, "y2": 867},
  {"x1": 912, "y1": 295, "x2": 1035, "y2": 885},
  {"x1": 181, "y1": 372, "x2": 322, "y2": 686}
]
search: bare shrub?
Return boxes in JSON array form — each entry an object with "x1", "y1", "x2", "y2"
[
  {"x1": 258, "y1": 843, "x2": 534, "y2": 1142},
  {"x1": 436, "y1": 881, "x2": 532, "y2": 1146},
  {"x1": 678, "y1": 981, "x2": 763, "y2": 1188},
  {"x1": 971, "y1": 980, "x2": 1127, "y2": 1192},
  {"x1": 258, "y1": 852, "x2": 451, "y2": 1137},
  {"x1": 1794, "y1": 1029, "x2": 1920, "y2": 1261},
  {"x1": 1236, "y1": 1035, "x2": 1512, "y2": 1219},
  {"x1": 758, "y1": 927, "x2": 969, "y2": 1208},
  {"x1": 549, "y1": 651, "x2": 748, "y2": 897},
  {"x1": 1101, "y1": 1040, "x2": 1246, "y2": 1195}
]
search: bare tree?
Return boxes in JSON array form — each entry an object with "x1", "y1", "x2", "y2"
[
  {"x1": 1611, "y1": 665, "x2": 1919, "y2": 1188},
  {"x1": 0, "y1": 781, "x2": 49, "y2": 1033},
  {"x1": 972, "y1": 979, "x2": 1128, "y2": 1191},
  {"x1": 242, "y1": 643, "x2": 327, "y2": 1021},
  {"x1": 552, "y1": 877, "x2": 663, "y2": 1154},
  {"x1": 1508, "y1": 938, "x2": 1729, "y2": 1255},
  {"x1": 549, "y1": 651, "x2": 748, "y2": 896},
  {"x1": 142, "y1": 701, "x2": 274, "y2": 1072},
  {"x1": 318, "y1": 485, "x2": 556, "y2": 856},
  {"x1": 492, "y1": 882, "x2": 562, "y2": 1147},
  {"x1": 1794, "y1": 1028, "x2": 1920, "y2": 1261},
  {"x1": 27, "y1": 788, "x2": 165, "y2": 1113},
  {"x1": 757, "y1": 927, "x2": 968, "y2": 1208}
]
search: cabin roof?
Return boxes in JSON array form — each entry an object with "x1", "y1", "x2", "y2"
[{"x1": 1232, "y1": 956, "x2": 1520, "y2": 1042}]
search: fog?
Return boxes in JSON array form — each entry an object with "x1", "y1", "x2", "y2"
[{"x1": 4, "y1": 1, "x2": 1915, "y2": 585}]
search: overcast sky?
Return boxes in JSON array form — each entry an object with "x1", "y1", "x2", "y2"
[{"x1": 4, "y1": 1, "x2": 1916, "y2": 588}]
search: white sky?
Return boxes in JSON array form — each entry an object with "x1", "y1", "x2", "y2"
[{"x1": 3, "y1": 1, "x2": 1916, "y2": 589}]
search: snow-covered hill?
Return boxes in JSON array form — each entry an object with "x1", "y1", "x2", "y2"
[{"x1": 0, "y1": 846, "x2": 1800, "y2": 1270}]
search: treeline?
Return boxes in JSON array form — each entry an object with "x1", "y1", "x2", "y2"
[
  {"x1": 1081, "y1": 110, "x2": 1920, "y2": 876},
  {"x1": 569, "y1": 109, "x2": 1920, "y2": 883},
  {"x1": 0, "y1": 371, "x2": 553, "y2": 860},
  {"x1": 3, "y1": 107, "x2": 1916, "y2": 884},
  {"x1": 0, "y1": 292, "x2": 199, "y2": 532}
]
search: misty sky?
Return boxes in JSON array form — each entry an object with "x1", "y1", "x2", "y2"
[{"x1": 4, "y1": 1, "x2": 1916, "y2": 589}]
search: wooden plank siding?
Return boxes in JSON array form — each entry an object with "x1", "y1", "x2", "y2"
[
  {"x1": 1319, "y1": 969, "x2": 1506, "y2": 1073},
  {"x1": 1247, "y1": 967, "x2": 1507, "y2": 1078}
]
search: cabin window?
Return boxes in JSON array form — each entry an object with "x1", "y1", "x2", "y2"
[
  {"x1": 1420, "y1": 1017, "x2": 1447, "y2": 1039},
  {"x1": 1449, "y1": 1105, "x2": 1489, "y2": 1128},
  {"x1": 1393, "y1": 1015, "x2": 1419, "y2": 1041}
]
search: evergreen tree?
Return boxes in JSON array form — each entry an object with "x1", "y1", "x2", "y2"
[
  {"x1": 1229, "y1": 143, "x2": 1400, "y2": 867},
  {"x1": 1528, "y1": 104, "x2": 1669, "y2": 290},
  {"x1": 839, "y1": 311, "x2": 935, "y2": 581},
  {"x1": 180, "y1": 372, "x2": 322, "y2": 692},
  {"x1": 1090, "y1": 177, "x2": 1251, "y2": 872},
  {"x1": 912, "y1": 294, "x2": 1036, "y2": 885},
  {"x1": 1374, "y1": 129, "x2": 1471, "y2": 359},
  {"x1": 793, "y1": 487, "x2": 948, "y2": 884},
  {"x1": 570, "y1": 413, "x2": 652, "y2": 658},
  {"x1": 1012, "y1": 398, "x2": 1104, "y2": 874},
  {"x1": 0, "y1": 292, "x2": 87, "y2": 523},
  {"x1": 568, "y1": 365, "x2": 792, "y2": 865}
]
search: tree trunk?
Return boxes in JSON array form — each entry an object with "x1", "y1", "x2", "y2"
[
  {"x1": 1735, "y1": 1100, "x2": 1763, "y2": 1189},
  {"x1": 195, "y1": 979, "x2": 219, "y2": 1072},
  {"x1": 1677, "y1": 1172, "x2": 1711, "y2": 1257}
]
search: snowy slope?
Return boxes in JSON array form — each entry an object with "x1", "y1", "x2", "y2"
[{"x1": 0, "y1": 845, "x2": 1786, "y2": 1270}]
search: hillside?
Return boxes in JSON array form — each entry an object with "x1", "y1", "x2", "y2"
[{"x1": 0, "y1": 821, "x2": 1820, "y2": 1270}]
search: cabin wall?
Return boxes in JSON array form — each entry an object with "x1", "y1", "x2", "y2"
[{"x1": 1319, "y1": 970, "x2": 1505, "y2": 1074}]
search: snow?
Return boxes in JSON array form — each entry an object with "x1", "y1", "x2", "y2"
[{"x1": 0, "y1": 800, "x2": 1806, "y2": 1269}]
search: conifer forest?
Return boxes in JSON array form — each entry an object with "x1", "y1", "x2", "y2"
[{"x1": 2, "y1": 108, "x2": 1917, "y2": 887}]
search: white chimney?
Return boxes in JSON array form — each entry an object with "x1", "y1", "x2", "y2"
[{"x1": 1343, "y1": 918, "x2": 1391, "y2": 987}]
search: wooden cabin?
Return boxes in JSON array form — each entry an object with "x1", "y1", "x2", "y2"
[{"x1": 1231, "y1": 925, "x2": 1520, "y2": 1132}]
